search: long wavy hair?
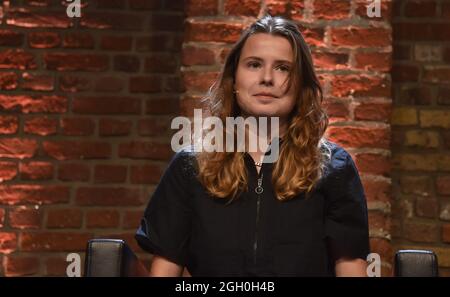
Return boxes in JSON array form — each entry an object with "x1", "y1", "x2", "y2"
[{"x1": 194, "y1": 15, "x2": 332, "y2": 202}]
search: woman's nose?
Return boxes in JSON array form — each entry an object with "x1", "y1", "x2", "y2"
[{"x1": 260, "y1": 66, "x2": 274, "y2": 86}]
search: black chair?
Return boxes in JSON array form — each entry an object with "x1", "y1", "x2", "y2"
[{"x1": 84, "y1": 239, "x2": 439, "y2": 277}]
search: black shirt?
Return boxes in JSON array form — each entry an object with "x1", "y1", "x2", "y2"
[{"x1": 135, "y1": 140, "x2": 370, "y2": 276}]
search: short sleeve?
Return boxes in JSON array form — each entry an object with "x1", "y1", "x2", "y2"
[
  {"x1": 323, "y1": 147, "x2": 370, "y2": 264},
  {"x1": 135, "y1": 150, "x2": 194, "y2": 266}
]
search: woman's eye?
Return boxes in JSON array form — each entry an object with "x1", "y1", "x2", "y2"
[
  {"x1": 276, "y1": 65, "x2": 290, "y2": 72},
  {"x1": 247, "y1": 62, "x2": 261, "y2": 69}
]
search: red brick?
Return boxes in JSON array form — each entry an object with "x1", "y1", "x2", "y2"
[
  {"x1": 28, "y1": 31, "x2": 60, "y2": 48},
  {"x1": 6, "y1": 9, "x2": 72, "y2": 28},
  {"x1": 46, "y1": 209, "x2": 82, "y2": 228},
  {"x1": 313, "y1": 0, "x2": 350, "y2": 20},
  {"x1": 137, "y1": 118, "x2": 171, "y2": 137},
  {"x1": 96, "y1": 0, "x2": 125, "y2": 9},
  {"x1": 369, "y1": 238, "x2": 394, "y2": 268},
  {"x1": 0, "y1": 162, "x2": 17, "y2": 182},
  {"x1": 149, "y1": 13, "x2": 184, "y2": 32},
  {"x1": 3, "y1": 256, "x2": 39, "y2": 276},
  {"x1": 62, "y1": 32, "x2": 95, "y2": 49},
  {"x1": 129, "y1": 0, "x2": 161, "y2": 10},
  {"x1": 58, "y1": 163, "x2": 90, "y2": 182},
  {"x1": 0, "y1": 138, "x2": 38, "y2": 159},
  {"x1": 179, "y1": 94, "x2": 204, "y2": 117},
  {"x1": 0, "y1": 185, "x2": 70, "y2": 205},
  {"x1": 185, "y1": 0, "x2": 217, "y2": 16},
  {"x1": 0, "y1": 49, "x2": 36, "y2": 70},
  {"x1": 129, "y1": 76, "x2": 162, "y2": 93},
  {"x1": 368, "y1": 211, "x2": 391, "y2": 232},
  {"x1": 394, "y1": 22, "x2": 450, "y2": 41},
  {"x1": 224, "y1": 0, "x2": 260, "y2": 16},
  {"x1": 59, "y1": 75, "x2": 92, "y2": 92},
  {"x1": 415, "y1": 197, "x2": 439, "y2": 218},
  {"x1": 72, "y1": 96, "x2": 141, "y2": 114},
  {"x1": 0, "y1": 209, "x2": 5, "y2": 227},
  {"x1": 144, "y1": 54, "x2": 178, "y2": 73},
  {"x1": 354, "y1": 52, "x2": 392, "y2": 72},
  {"x1": 330, "y1": 27, "x2": 391, "y2": 47},
  {"x1": 301, "y1": 27, "x2": 325, "y2": 47},
  {"x1": 443, "y1": 224, "x2": 450, "y2": 243},
  {"x1": 136, "y1": 34, "x2": 173, "y2": 52},
  {"x1": 118, "y1": 141, "x2": 173, "y2": 160},
  {"x1": 266, "y1": 0, "x2": 292, "y2": 18},
  {"x1": 436, "y1": 176, "x2": 450, "y2": 196},
  {"x1": 0, "y1": 29, "x2": 24, "y2": 46},
  {"x1": 75, "y1": 187, "x2": 144, "y2": 206},
  {"x1": 423, "y1": 67, "x2": 450, "y2": 84},
  {"x1": 24, "y1": 117, "x2": 58, "y2": 136},
  {"x1": 122, "y1": 210, "x2": 143, "y2": 229},
  {"x1": 19, "y1": 161, "x2": 53, "y2": 180},
  {"x1": 86, "y1": 210, "x2": 120, "y2": 228},
  {"x1": 25, "y1": 0, "x2": 53, "y2": 7},
  {"x1": 354, "y1": 102, "x2": 392, "y2": 122},
  {"x1": 21, "y1": 72, "x2": 54, "y2": 91},
  {"x1": 312, "y1": 52, "x2": 348, "y2": 70},
  {"x1": 400, "y1": 176, "x2": 432, "y2": 197},
  {"x1": 355, "y1": 153, "x2": 391, "y2": 177},
  {"x1": 443, "y1": 2, "x2": 450, "y2": 18},
  {"x1": 165, "y1": 76, "x2": 184, "y2": 92},
  {"x1": 44, "y1": 53, "x2": 108, "y2": 71},
  {"x1": 95, "y1": 76, "x2": 125, "y2": 92},
  {"x1": 80, "y1": 12, "x2": 143, "y2": 31},
  {"x1": 0, "y1": 72, "x2": 18, "y2": 90},
  {"x1": 0, "y1": 232, "x2": 17, "y2": 254},
  {"x1": 130, "y1": 164, "x2": 162, "y2": 184},
  {"x1": 61, "y1": 118, "x2": 95, "y2": 136},
  {"x1": 8, "y1": 206, "x2": 41, "y2": 229},
  {"x1": 146, "y1": 97, "x2": 180, "y2": 115},
  {"x1": 0, "y1": 95, "x2": 66, "y2": 113},
  {"x1": 438, "y1": 86, "x2": 450, "y2": 105},
  {"x1": 21, "y1": 232, "x2": 92, "y2": 252},
  {"x1": 182, "y1": 71, "x2": 219, "y2": 92},
  {"x1": 361, "y1": 179, "x2": 392, "y2": 203},
  {"x1": 330, "y1": 75, "x2": 390, "y2": 97},
  {"x1": 113, "y1": 55, "x2": 140, "y2": 72},
  {"x1": 403, "y1": 222, "x2": 439, "y2": 243},
  {"x1": 397, "y1": 86, "x2": 432, "y2": 105},
  {"x1": 43, "y1": 141, "x2": 111, "y2": 160},
  {"x1": 45, "y1": 257, "x2": 68, "y2": 277},
  {"x1": 0, "y1": 116, "x2": 18, "y2": 134},
  {"x1": 322, "y1": 99, "x2": 349, "y2": 119},
  {"x1": 404, "y1": 0, "x2": 437, "y2": 17},
  {"x1": 393, "y1": 44, "x2": 411, "y2": 60},
  {"x1": 94, "y1": 165, "x2": 127, "y2": 183},
  {"x1": 100, "y1": 35, "x2": 132, "y2": 51},
  {"x1": 99, "y1": 118, "x2": 132, "y2": 136},
  {"x1": 326, "y1": 126, "x2": 390, "y2": 149},
  {"x1": 185, "y1": 20, "x2": 244, "y2": 43}
]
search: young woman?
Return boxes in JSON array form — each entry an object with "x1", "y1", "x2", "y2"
[{"x1": 135, "y1": 15, "x2": 370, "y2": 277}]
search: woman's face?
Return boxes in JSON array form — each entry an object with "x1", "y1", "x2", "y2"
[{"x1": 234, "y1": 33, "x2": 297, "y2": 122}]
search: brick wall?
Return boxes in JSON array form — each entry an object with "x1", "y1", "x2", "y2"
[
  {"x1": 3, "y1": 0, "x2": 447, "y2": 278},
  {"x1": 0, "y1": 0, "x2": 184, "y2": 276},
  {"x1": 391, "y1": 0, "x2": 450, "y2": 276}
]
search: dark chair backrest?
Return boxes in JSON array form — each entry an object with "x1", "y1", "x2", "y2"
[
  {"x1": 394, "y1": 249, "x2": 439, "y2": 277},
  {"x1": 84, "y1": 239, "x2": 148, "y2": 277}
]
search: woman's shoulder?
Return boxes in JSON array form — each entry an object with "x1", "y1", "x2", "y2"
[
  {"x1": 320, "y1": 139, "x2": 355, "y2": 177},
  {"x1": 169, "y1": 145, "x2": 199, "y2": 176}
]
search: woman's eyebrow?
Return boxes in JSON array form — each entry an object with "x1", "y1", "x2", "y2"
[{"x1": 242, "y1": 56, "x2": 293, "y2": 64}]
